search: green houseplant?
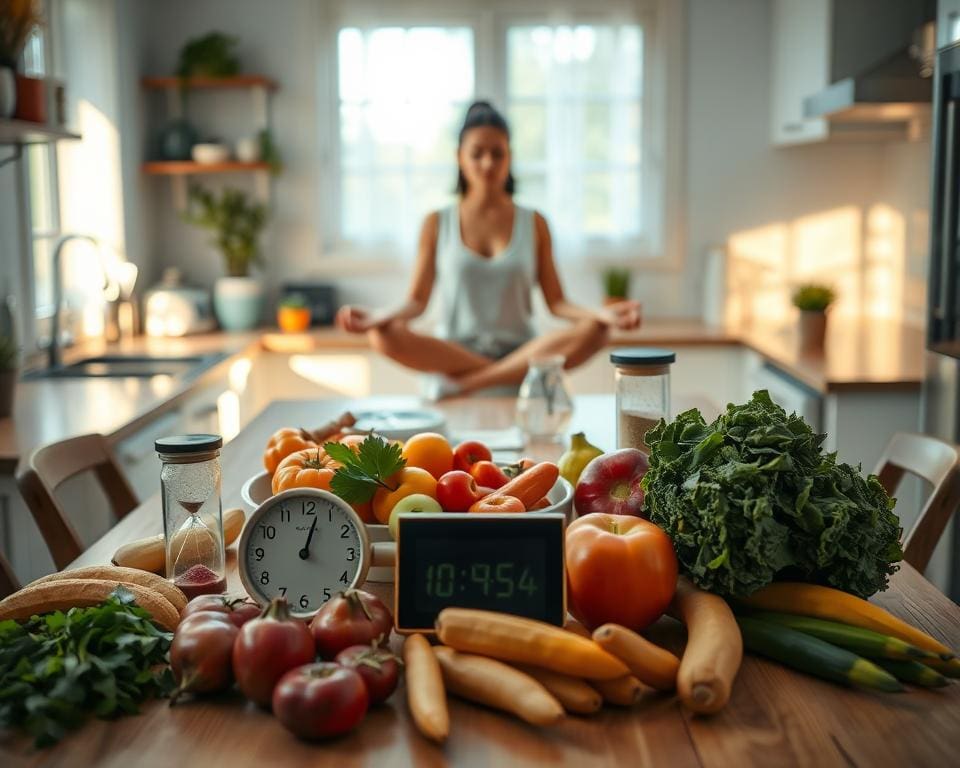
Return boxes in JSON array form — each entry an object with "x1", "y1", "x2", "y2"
[
  {"x1": 177, "y1": 32, "x2": 240, "y2": 80},
  {"x1": 602, "y1": 267, "x2": 631, "y2": 306},
  {"x1": 792, "y1": 283, "x2": 836, "y2": 351},
  {"x1": 184, "y1": 184, "x2": 268, "y2": 331},
  {"x1": 0, "y1": 333, "x2": 17, "y2": 418}
]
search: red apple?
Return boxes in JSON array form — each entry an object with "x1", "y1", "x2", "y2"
[
  {"x1": 453, "y1": 440, "x2": 493, "y2": 473},
  {"x1": 436, "y1": 470, "x2": 483, "y2": 511},
  {"x1": 573, "y1": 449, "x2": 648, "y2": 517},
  {"x1": 470, "y1": 460, "x2": 509, "y2": 490}
]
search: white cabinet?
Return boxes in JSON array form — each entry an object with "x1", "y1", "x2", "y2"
[{"x1": 770, "y1": 0, "x2": 830, "y2": 146}]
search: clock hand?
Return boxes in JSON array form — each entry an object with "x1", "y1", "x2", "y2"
[{"x1": 299, "y1": 515, "x2": 319, "y2": 560}]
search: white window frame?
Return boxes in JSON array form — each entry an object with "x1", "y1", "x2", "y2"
[{"x1": 316, "y1": 0, "x2": 685, "y2": 272}]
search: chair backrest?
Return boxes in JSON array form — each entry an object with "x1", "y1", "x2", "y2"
[
  {"x1": 872, "y1": 432, "x2": 960, "y2": 573},
  {"x1": 16, "y1": 434, "x2": 138, "y2": 570},
  {"x1": 0, "y1": 551, "x2": 19, "y2": 599}
]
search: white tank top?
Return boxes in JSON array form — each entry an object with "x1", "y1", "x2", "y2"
[{"x1": 435, "y1": 203, "x2": 536, "y2": 358}]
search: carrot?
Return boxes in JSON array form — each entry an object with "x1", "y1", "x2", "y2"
[
  {"x1": 435, "y1": 608, "x2": 629, "y2": 680},
  {"x1": 434, "y1": 647, "x2": 564, "y2": 726},
  {"x1": 484, "y1": 462, "x2": 559, "y2": 509},
  {"x1": 591, "y1": 675, "x2": 646, "y2": 707},
  {"x1": 563, "y1": 616, "x2": 590, "y2": 637},
  {"x1": 670, "y1": 577, "x2": 742, "y2": 714},
  {"x1": 530, "y1": 497, "x2": 552, "y2": 510},
  {"x1": 402, "y1": 633, "x2": 449, "y2": 744},
  {"x1": 512, "y1": 664, "x2": 602, "y2": 715},
  {"x1": 592, "y1": 624, "x2": 680, "y2": 691}
]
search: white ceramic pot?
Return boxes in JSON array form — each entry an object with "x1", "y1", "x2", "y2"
[
  {"x1": 0, "y1": 66, "x2": 16, "y2": 119},
  {"x1": 213, "y1": 276, "x2": 263, "y2": 331},
  {"x1": 236, "y1": 136, "x2": 261, "y2": 163}
]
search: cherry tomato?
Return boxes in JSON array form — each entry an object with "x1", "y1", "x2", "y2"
[
  {"x1": 565, "y1": 513, "x2": 678, "y2": 631},
  {"x1": 470, "y1": 460, "x2": 509, "y2": 489},
  {"x1": 470, "y1": 494, "x2": 525, "y2": 513},
  {"x1": 170, "y1": 611, "x2": 239, "y2": 704},
  {"x1": 436, "y1": 470, "x2": 483, "y2": 511},
  {"x1": 232, "y1": 598, "x2": 316, "y2": 708},
  {"x1": 452, "y1": 440, "x2": 493, "y2": 473},
  {"x1": 401, "y1": 432, "x2": 454, "y2": 479},
  {"x1": 273, "y1": 662, "x2": 369, "y2": 740},
  {"x1": 309, "y1": 588, "x2": 393, "y2": 659},
  {"x1": 181, "y1": 594, "x2": 263, "y2": 627},
  {"x1": 334, "y1": 644, "x2": 401, "y2": 704}
]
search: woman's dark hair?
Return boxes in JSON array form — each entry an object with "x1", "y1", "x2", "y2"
[{"x1": 456, "y1": 100, "x2": 515, "y2": 196}]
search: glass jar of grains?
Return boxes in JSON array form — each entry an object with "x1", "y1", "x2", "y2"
[
  {"x1": 156, "y1": 434, "x2": 226, "y2": 599},
  {"x1": 610, "y1": 348, "x2": 675, "y2": 453}
]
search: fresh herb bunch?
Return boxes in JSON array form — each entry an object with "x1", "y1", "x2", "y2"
[
  {"x1": 324, "y1": 435, "x2": 406, "y2": 504},
  {"x1": 792, "y1": 283, "x2": 835, "y2": 312},
  {"x1": 279, "y1": 292, "x2": 308, "y2": 309},
  {"x1": 642, "y1": 391, "x2": 902, "y2": 599},
  {"x1": 0, "y1": 587, "x2": 174, "y2": 747}
]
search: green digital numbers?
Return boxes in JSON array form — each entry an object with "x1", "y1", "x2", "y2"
[{"x1": 425, "y1": 561, "x2": 537, "y2": 600}]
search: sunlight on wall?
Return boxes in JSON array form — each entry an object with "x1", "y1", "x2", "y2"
[
  {"x1": 726, "y1": 203, "x2": 910, "y2": 325},
  {"x1": 289, "y1": 355, "x2": 371, "y2": 397},
  {"x1": 217, "y1": 391, "x2": 241, "y2": 442}
]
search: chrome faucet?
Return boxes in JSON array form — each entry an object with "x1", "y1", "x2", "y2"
[{"x1": 48, "y1": 234, "x2": 99, "y2": 369}]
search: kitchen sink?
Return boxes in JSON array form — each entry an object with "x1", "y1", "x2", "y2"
[{"x1": 23, "y1": 352, "x2": 229, "y2": 380}]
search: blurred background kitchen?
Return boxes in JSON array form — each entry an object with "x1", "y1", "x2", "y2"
[{"x1": 5, "y1": 0, "x2": 960, "y2": 597}]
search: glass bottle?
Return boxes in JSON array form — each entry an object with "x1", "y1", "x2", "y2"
[
  {"x1": 516, "y1": 354, "x2": 573, "y2": 442},
  {"x1": 611, "y1": 348, "x2": 675, "y2": 453},
  {"x1": 156, "y1": 434, "x2": 226, "y2": 599}
]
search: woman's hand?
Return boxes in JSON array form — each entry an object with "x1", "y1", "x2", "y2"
[
  {"x1": 599, "y1": 300, "x2": 642, "y2": 330},
  {"x1": 336, "y1": 305, "x2": 377, "y2": 334}
]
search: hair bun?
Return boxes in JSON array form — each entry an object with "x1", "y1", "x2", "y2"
[{"x1": 466, "y1": 100, "x2": 495, "y2": 117}]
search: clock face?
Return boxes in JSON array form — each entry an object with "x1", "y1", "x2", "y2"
[{"x1": 239, "y1": 489, "x2": 369, "y2": 618}]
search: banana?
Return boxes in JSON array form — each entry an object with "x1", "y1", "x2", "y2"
[{"x1": 558, "y1": 432, "x2": 604, "y2": 486}]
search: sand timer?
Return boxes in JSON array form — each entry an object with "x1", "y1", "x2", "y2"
[{"x1": 156, "y1": 434, "x2": 226, "y2": 599}]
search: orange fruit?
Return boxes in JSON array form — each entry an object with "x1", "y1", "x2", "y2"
[
  {"x1": 401, "y1": 432, "x2": 454, "y2": 480},
  {"x1": 372, "y1": 467, "x2": 438, "y2": 524}
]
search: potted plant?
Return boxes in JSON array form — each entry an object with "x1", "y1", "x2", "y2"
[
  {"x1": 602, "y1": 267, "x2": 631, "y2": 306},
  {"x1": 0, "y1": 334, "x2": 17, "y2": 418},
  {"x1": 0, "y1": 0, "x2": 44, "y2": 119},
  {"x1": 277, "y1": 293, "x2": 311, "y2": 334},
  {"x1": 792, "y1": 283, "x2": 836, "y2": 351},
  {"x1": 184, "y1": 184, "x2": 268, "y2": 331}
]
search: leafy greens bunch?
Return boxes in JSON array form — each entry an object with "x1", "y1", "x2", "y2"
[
  {"x1": 0, "y1": 587, "x2": 173, "y2": 746},
  {"x1": 642, "y1": 391, "x2": 902, "y2": 599}
]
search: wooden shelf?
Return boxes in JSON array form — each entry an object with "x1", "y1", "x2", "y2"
[
  {"x1": 142, "y1": 161, "x2": 271, "y2": 175},
  {"x1": 0, "y1": 118, "x2": 80, "y2": 145},
  {"x1": 141, "y1": 75, "x2": 278, "y2": 91}
]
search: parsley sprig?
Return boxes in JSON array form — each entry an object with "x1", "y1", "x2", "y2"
[
  {"x1": 324, "y1": 435, "x2": 406, "y2": 504},
  {"x1": 0, "y1": 586, "x2": 174, "y2": 747}
]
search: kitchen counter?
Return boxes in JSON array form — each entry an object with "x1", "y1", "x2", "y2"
[{"x1": 0, "y1": 316, "x2": 925, "y2": 473}]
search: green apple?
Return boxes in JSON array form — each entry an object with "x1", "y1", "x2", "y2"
[{"x1": 388, "y1": 493, "x2": 442, "y2": 540}]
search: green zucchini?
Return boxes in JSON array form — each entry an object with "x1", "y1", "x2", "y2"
[
  {"x1": 750, "y1": 612, "x2": 939, "y2": 662},
  {"x1": 872, "y1": 658, "x2": 950, "y2": 688},
  {"x1": 737, "y1": 616, "x2": 904, "y2": 693}
]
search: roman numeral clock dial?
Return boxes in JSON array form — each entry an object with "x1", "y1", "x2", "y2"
[{"x1": 238, "y1": 489, "x2": 371, "y2": 618}]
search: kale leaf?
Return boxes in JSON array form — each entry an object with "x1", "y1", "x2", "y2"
[{"x1": 642, "y1": 390, "x2": 902, "y2": 598}]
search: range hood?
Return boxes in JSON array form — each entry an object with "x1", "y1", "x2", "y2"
[{"x1": 803, "y1": 22, "x2": 934, "y2": 129}]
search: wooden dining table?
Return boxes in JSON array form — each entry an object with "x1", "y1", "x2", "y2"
[{"x1": 3, "y1": 394, "x2": 960, "y2": 767}]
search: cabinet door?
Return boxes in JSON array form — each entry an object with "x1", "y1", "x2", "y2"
[{"x1": 770, "y1": 0, "x2": 830, "y2": 145}]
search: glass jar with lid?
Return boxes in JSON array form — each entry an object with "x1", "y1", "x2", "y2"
[
  {"x1": 516, "y1": 354, "x2": 574, "y2": 442},
  {"x1": 610, "y1": 348, "x2": 676, "y2": 452},
  {"x1": 156, "y1": 434, "x2": 225, "y2": 599}
]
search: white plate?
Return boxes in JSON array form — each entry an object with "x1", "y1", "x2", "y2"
[
  {"x1": 349, "y1": 408, "x2": 446, "y2": 441},
  {"x1": 240, "y1": 470, "x2": 574, "y2": 584}
]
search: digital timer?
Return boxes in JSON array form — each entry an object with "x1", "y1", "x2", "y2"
[{"x1": 394, "y1": 512, "x2": 566, "y2": 633}]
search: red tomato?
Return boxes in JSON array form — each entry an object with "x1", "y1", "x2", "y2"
[
  {"x1": 334, "y1": 644, "x2": 401, "y2": 704},
  {"x1": 309, "y1": 588, "x2": 393, "y2": 659},
  {"x1": 565, "y1": 513, "x2": 678, "y2": 631},
  {"x1": 232, "y1": 598, "x2": 316, "y2": 707},
  {"x1": 470, "y1": 460, "x2": 509, "y2": 489},
  {"x1": 170, "y1": 611, "x2": 239, "y2": 703},
  {"x1": 470, "y1": 494, "x2": 525, "y2": 513},
  {"x1": 452, "y1": 440, "x2": 493, "y2": 472},
  {"x1": 273, "y1": 662, "x2": 369, "y2": 740},
  {"x1": 181, "y1": 594, "x2": 263, "y2": 627},
  {"x1": 436, "y1": 470, "x2": 483, "y2": 511}
]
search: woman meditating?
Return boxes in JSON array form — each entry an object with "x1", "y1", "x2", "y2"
[{"x1": 336, "y1": 101, "x2": 641, "y2": 397}]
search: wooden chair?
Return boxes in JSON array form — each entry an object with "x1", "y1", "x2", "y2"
[
  {"x1": 873, "y1": 432, "x2": 960, "y2": 573},
  {"x1": 16, "y1": 434, "x2": 138, "y2": 570},
  {"x1": 0, "y1": 551, "x2": 19, "y2": 599}
]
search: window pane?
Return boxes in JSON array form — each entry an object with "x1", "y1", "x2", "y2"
[
  {"x1": 337, "y1": 26, "x2": 474, "y2": 250},
  {"x1": 507, "y1": 23, "x2": 644, "y2": 245}
]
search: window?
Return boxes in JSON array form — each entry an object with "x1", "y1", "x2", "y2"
[{"x1": 323, "y1": 1, "x2": 679, "y2": 263}]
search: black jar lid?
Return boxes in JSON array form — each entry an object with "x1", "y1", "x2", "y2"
[
  {"x1": 155, "y1": 434, "x2": 223, "y2": 454},
  {"x1": 609, "y1": 347, "x2": 676, "y2": 366}
]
